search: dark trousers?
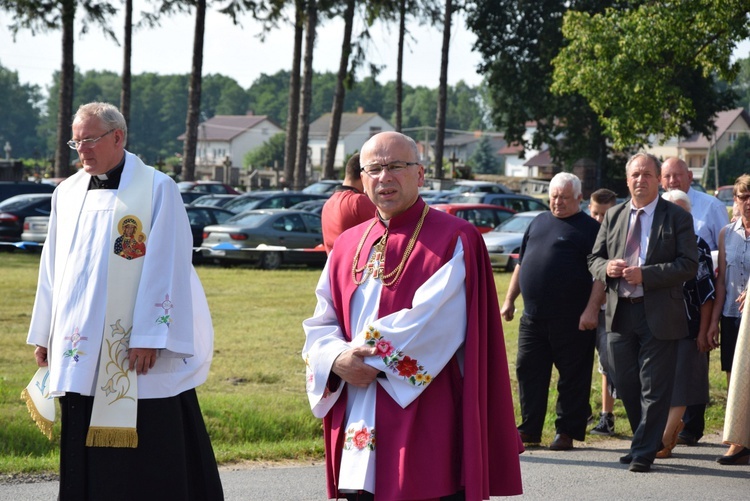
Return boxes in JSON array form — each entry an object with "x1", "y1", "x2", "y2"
[
  {"x1": 516, "y1": 315, "x2": 596, "y2": 441},
  {"x1": 59, "y1": 390, "x2": 224, "y2": 501},
  {"x1": 610, "y1": 301, "x2": 678, "y2": 463},
  {"x1": 681, "y1": 351, "x2": 709, "y2": 441}
]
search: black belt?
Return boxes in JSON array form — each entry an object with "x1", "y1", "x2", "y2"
[{"x1": 619, "y1": 296, "x2": 644, "y2": 304}]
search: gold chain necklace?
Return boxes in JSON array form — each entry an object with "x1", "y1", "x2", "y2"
[{"x1": 352, "y1": 204, "x2": 430, "y2": 287}]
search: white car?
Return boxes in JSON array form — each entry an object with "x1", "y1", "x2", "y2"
[{"x1": 482, "y1": 211, "x2": 545, "y2": 271}]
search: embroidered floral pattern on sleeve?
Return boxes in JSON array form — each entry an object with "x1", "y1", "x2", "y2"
[
  {"x1": 63, "y1": 327, "x2": 88, "y2": 363},
  {"x1": 154, "y1": 293, "x2": 173, "y2": 327},
  {"x1": 344, "y1": 425, "x2": 376, "y2": 451},
  {"x1": 364, "y1": 326, "x2": 432, "y2": 386}
]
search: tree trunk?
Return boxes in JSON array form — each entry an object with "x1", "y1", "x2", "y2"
[
  {"x1": 284, "y1": 0, "x2": 304, "y2": 189},
  {"x1": 434, "y1": 0, "x2": 452, "y2": 179},
  {"x1": 295, "y1": 0, "x2": 317, "y2": 191},
  {"x1": 120, "y1": 0, "x2": 133, "y2": 128},
  {"x1": 395, "y1": 0, "x2": 406, "y2": 132},
  {"x1": 181, "y1": 0, "x2": 207, "y2": 182},
  {"x1": 323, "y1": 0, "x2": 355, "y2": 179},
  {"x1": 55, "y1": 0, "x2": 75, "y2": 178}
]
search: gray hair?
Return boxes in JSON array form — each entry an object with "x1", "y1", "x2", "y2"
[
  {"x1": 73, "y1": 102, "x2": 128, "y2": 147},
  {"x1": 549, "y1": 172, "x2": 582, "y2": 198},
  {"x1": 662, "y1": 189, "x2": 691, "y2": 212},
  {"x1": 626, "y1": 152, "x2": 661, "y2": 177}
]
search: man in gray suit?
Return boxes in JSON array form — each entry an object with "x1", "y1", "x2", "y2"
[{"x1": 589, "y1": 153, "x2": 698, "y2": 472}]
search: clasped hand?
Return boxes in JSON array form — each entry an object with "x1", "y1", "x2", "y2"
[
  {"x1": 332, "y1": 345, "x2": 380, "y2": 388},
  {"x1": 607, "y1": 259, "x2": 642, "y2": 284}
]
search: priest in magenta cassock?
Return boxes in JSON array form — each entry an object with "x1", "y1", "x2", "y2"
[
  {"x1": 303, "y1": 131, "x2": 523, "y2": 500},
  {"x1": 25, "y1": 102, "x2": 223, "y2": 500}
]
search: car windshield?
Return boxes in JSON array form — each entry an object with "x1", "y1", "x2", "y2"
[
  {"x1": 225, "y1": 212, "x2": 269, "y2": 226},
  {"x1": 0, "y1": 195, "x2": 48, "y2": 210},
  {"x1": 223, "y1": 195, "x2": 265, "y2": 212},
  {"x1": 494, "y1": 215, "x2": 534, "y2": 233},
  {"x1": 302, "y1": 182, "x2": 338, "y2": 194}
]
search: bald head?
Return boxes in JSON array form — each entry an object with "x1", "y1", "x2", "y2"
[{"x1": 661, "y1": 157, "x2": 693, "y2": 193}]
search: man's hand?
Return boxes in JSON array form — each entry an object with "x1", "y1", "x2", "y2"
[
  {"x1": 737, "y1": 290, "x2": 747, "y2": 313},
  {"x1": 606, "y1": 259, "x2": 628, "y2": 278},
  {"x1": 501, "y1": 300, "x2": 515, "y2": 322},
  {"x1": 34, "y1": 346, "x2": 48, "y2": 367},
  {"x1": 128, "y1": 348, "x2": 157, "y2": 375},
  {"x1": 621, "y1": 265, "x2": 642, "y2": 285},
  {"x1": 578, "y1": 308, "x2": 598, "y2": 331},
  {"x1": 332, "y1": 345, "x2": 380, "y2": 388}
]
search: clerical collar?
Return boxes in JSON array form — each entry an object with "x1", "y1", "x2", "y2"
[{"x1": 88, "y1": 156, "x2": 126, "y2": 190}]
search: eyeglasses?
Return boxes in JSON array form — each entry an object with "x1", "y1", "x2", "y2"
[
  {"x1": 360, "y1": 161, "x2": 419, "y2": 178},
  {"x1": 67, "y1": 129, "x2": 115, "y2": 150},
  {"x1": 736, "y1": 193, "x2": 750, "y2": 202}
]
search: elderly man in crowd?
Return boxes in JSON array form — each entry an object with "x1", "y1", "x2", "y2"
[
  {"x1": 661, "y1": 157, "x2": 728, "y2": 446},
  {"x1": 502, "y1": 172, "x2": 604, "y2": 451}
]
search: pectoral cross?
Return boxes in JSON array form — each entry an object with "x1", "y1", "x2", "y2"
[{"x1": 366, "y1": 251, "x2": 385, "y2": 279}]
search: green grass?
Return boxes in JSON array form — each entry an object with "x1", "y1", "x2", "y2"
[{"x1": 0, "y1": 251, "x2": 728, "y2": 473}]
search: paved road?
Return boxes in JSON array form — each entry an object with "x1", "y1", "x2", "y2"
[{"x1": 2, "y1": 433, "x2": 747, "y2": 500}]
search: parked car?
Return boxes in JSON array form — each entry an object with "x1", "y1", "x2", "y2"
[
  {"x1": 302, "y1": 180, "x2": 343, "y2": 195},
  {"x1": 716, "y1": 185, "x2": 734, "y2": 206},
  {"x1": 0, "y1": 181, "x2": 55, "y2": 203},
  {"x1": 451, "y1": 192, "x2": 549, "y2": 212},
  {"x1": 222, "y1": 191, "x2": 328, "y2": 214},
  {"x1": 190, "y1": 194, "x2": 239, "y2": 208},
  {"x1": 200, "y1": 209, "x2": 326, "y2": 269},
  {"x1": 181, "y1": 191, "x2": 209, "y2": 205},
  {"x1": 177, "y1": 180, "x2": 241, "y2": 194},
  {"x1": 289, "y1": 199, "x2": 326, "y2": 215},
  {"x1": 185, "y1": 206, "x2": 236, "y2": 248},
  {"x1": 482, "y1": 211, "x2": 545, "y2": 271},
  {"x1": 419, "y1": 190, "x2": 455, "y2": 204},
  {"x1": 21, "y1": 215, "x2": 50, "y2": 243},
  {"x1": 430, "y1": 203, "x2": 516, "y2": 233},
  {"x1": 0, "y1": 193, "x2": 53, "y2": 242},
  {"x1": 448, "y1": 180, "x2": 513, "y2": 195}
]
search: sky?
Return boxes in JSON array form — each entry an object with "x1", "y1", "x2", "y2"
[{"x1": 0, "y1": 2, "x2": 484, "y2": 96}]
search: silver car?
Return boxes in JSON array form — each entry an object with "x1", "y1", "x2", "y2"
[
  {"x1": 200, "y1": 209, "x2": 325, "y2": 269},
  {"x1": 482, "y1": 211, "x2": 544, "y2": 271}
]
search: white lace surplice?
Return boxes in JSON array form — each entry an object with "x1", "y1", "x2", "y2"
[{"x1": 303, "y1": 239, "x2": 467, "y2": 492}]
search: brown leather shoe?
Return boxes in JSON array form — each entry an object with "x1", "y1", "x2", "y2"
[{"x1": 549, "y1": 433, "x2": 573, "y2": 451}]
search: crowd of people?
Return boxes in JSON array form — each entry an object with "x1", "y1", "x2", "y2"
[
  {"x1": 22, "y1": 103, "x2": 748, "y2": 500},
  {"x1": 510, "y1": 154, "x2": 750, "y2": 472}
]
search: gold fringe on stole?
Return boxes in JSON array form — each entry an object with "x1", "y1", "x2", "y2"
[
  {"x1": 85, "y1": 426, "x2": 138, "y2": 448},
  {"x1": 20, "y1": 388, "x2": 54, "y2": 440}
]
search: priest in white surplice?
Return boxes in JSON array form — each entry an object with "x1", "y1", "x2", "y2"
[{"x1": 26, "y1": 102, "x2": 224, "y2": 501}]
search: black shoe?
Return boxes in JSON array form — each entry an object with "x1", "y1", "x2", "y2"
[
  {"x1": 628, "y1": 457, "x2": 651, "y2": 472},
  {"x1": 518, "y1": 431, "x2": 541, "y2": 445},
  {"x1": 619, "y1": 454, "x2": 633, "y2": 464},
  {"x1": 716, "y1": 447, "x2": 750, "y2": 465},
  {"x1": 676, "y1": 434, "x2": 698, "y2": 446},
  {"x1": 590, "y1": 412, "x2": 615, "y2": 436}
]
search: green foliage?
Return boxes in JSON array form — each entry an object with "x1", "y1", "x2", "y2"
[
  {"x1": 466, "y1": 0, "x2": 616, "y2": 176},
  {"x1": 244, "y1": 132, "x2": 286, "y2": 168},
  {"x1": 0, "y1": 63, "x2": 45, "y2": 158},
  {"x1": 718, "y1": 134, "x2": 750, "y2": 186},
  {"x1": 552, "y1": 1, "x2": 747, "y2": 149},
  {"x1": 467, "y1": 134, "x2": 500, "y2": 174}
]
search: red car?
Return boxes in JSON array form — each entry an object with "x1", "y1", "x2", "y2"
[{"x1": 430, "y1": 203, "x2": 516, "y2": 233}]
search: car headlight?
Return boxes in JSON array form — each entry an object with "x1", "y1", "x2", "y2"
[{"x1": 486, "y1": 245, "x2": 504, "y2": 253}]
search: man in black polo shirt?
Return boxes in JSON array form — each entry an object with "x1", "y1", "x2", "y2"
[{"x1": 502, "y1": 172, "x2": 604, "y2": 451}]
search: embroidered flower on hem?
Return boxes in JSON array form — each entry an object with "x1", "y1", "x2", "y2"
[
  {"x1": 344, "y1": 425, "x2": 376, "y2": 451},
  {"x1": 363, "y1": 326, "x2": 431, "y2": 386}
]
